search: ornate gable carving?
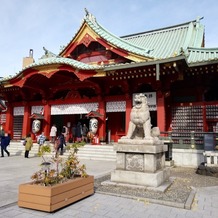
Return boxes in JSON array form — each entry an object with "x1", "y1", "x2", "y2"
[{"x1": 81, "y1": 33, "x2": 95, "y2": 47}]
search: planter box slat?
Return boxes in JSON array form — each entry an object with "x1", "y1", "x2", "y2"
[
  {"x1": 18, "y1": 201, "x2": 51, "y2": 212},
  {"x1": 18, "y1": 175, "x2": 94, "y2": 212},
  {"x1": 18, "y1": 188, "x2": 94, "y2": 212},
  {"x1": 51, "y1": 183, "x2": 93, "y2": 204},
  {"x1": 19, "y1": 184, "x2": 52, "y2": 196},
  {"x1": 19, "y1": 193, "x2": 51, "y2": 205},
  {"x1": 19, "y1": 183, "x2": 93, "y2": 205},
  {"x1": 51, "y1": 176, "x2": 94, "y2": 195},
  {"x1": 51, "y1": 189, "x2": 94, "y2": 212}
]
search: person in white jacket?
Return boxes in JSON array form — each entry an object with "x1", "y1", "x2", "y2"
[{"x1": 50, "y1": 124, "x2": 57, "y2": 143}]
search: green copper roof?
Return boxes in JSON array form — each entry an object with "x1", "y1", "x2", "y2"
[
  {"x1": 84, "y1": 13, "x2": 153, "y2": 57},
  {"x1": 59, "y1": 10, "x2": 153, "y2": 58},
  {"x1": 0, "y1": 57, "x2": 104, "y2": 81},
  {"x1": 1, "y1": 12, "x2": 218, "y2": 83},
  {"x1": 186, "y1": 47, "x2": 218, "y2": 66},
  {"x1": 122, "y1": 18, "x2": 204, "y2": 60},
  {"x1": 23, "y1": 57, "x2": 104, "y2": 71}
]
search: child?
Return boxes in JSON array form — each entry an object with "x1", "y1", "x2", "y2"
[{"x1": 37, "y1": 132, "x2": 46, "y2": 152}]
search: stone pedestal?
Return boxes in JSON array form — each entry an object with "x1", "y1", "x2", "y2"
[{"x1": 111, "y1": 140, "x2": 170, "y2": 187}]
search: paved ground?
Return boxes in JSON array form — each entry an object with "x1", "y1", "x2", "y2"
[{"x1": 0, "y1": 155, "x2": 218, "y2": 217}]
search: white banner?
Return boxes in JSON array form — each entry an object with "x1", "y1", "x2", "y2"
[
  {"x1": 51, "y1": 103, "x2": 98, "y2": 115},
  {"x1": 13, "y1": 106, "x2": 24, "y2": 116},
  {"x1": 31, "y1": 106, "x2": 44, "y2": 115},
  {"x1": 106, "y1": 101, "x2": 126, "y2": 112}
]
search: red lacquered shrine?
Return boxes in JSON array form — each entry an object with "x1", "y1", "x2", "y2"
[{"x1": 0, "y1": 11, "x2": 218, "y2": 146}]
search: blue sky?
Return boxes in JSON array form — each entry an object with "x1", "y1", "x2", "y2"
[{"x1": 1, "y1": 0, "x2": 218, "y2": 78}]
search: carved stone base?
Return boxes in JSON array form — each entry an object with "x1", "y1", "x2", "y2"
[
  {"x1": 114, "y1": 143, "x2": 168, "y2": 173},
  {"x1": 111, "y1": 143, "x2": 170, "y2": 187}
]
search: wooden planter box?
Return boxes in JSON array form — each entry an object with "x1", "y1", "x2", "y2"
[{"x1": 18, "y1": 175, "x2": 94, "y2": 212}]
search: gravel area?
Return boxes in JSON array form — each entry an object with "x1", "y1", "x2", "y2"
[{"x1": 94, "y1": 167, "x2": 218, "y2": 207}]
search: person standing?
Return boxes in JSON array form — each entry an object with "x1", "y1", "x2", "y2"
[
  {"x1": 56, "y1": 133, "x2": 66, "y2": 156},
  {"x1": 1, "y1": 133, "x2": 10, "y2": 157},
  {"x1": 76, "y1": 122, "x2": 82, "y2": 142},
  {"x1": 24, "y1": 133, "x2": 33, "y2": 158},
  {"x1": 37, "y1": 132, "x2": 46, "y2": 152},
  {"x1": 50, "y1": 124, "x2": 57, "y2": 143},
  {"x1": 82, "y1": 124, "x2": 88, "y2": 142},
  {"x1": 62, "y1": 125, "x2": 69, "y2": 141},
  {"x1": 71, "y1": 124, "x2": 76, "y2": 143}
]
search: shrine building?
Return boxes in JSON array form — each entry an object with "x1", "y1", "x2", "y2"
[{"x1": 0, "y1": 10, "x2": 218, "y2": 150}]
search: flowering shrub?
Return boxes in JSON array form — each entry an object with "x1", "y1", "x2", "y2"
[{"x1": 31, "y1": 142, "x2": 87, "y2": 186}]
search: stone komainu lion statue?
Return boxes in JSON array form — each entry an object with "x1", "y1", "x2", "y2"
[{"x1": 122, "y1": 93, "x2": 152, "y2": 140}]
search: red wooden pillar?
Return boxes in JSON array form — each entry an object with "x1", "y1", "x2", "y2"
[
  {"x1": 125, "y1": 99, "x2": 132, "y2": 134},
  {"x1": 4, "y1": 104, "x2": 13, "y2": 136},
  {"x1": 98, "y1": 100, "x2": 106, "y2": 141},
  {"x1": 22, "y1": 104, "x2": 31, "y2": 138},
  {"x1": 157, "y1": 91, "x2": 166, "y2": 132},
  {"x1": 43, "y1": 103, "x2": 51, "y2": 139}
]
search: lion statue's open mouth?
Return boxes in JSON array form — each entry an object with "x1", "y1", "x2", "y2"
[{"x1": 134, "y1": 95, "x2": 143, "y2": 109}]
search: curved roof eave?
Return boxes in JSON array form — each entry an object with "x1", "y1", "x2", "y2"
[
  {"x1": 0, "y1": 57, "x2": 104, "y2": 83},
  {"x1": 186, "y1": 47, "x2": 218, "y2": 66},
  {"x1": 104, "y1": 55, "x2": 186, "y2": 71},
  {"x1": 23, "y1": 57, "x2": 104, "y2": 70},
  {"x1": 59, "y1": 10, "x2": 154, "y2": 59},
  {"x1": 84, "y1": 13, "x2": 153, "y2": 58}
]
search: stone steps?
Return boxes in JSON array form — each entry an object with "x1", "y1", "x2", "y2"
[
  {"x1": 7, "y1": 141, "x2": 116, "y2": 161},
  {"x1": 77, "y1": 145, "x2": 116, "y2": 161},
  {"x1": 7, "y1": 141, "x2": 39, "y2": 158}
]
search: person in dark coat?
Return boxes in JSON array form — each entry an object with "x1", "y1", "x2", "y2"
[
  {"x1": 82, "y1": 124, "x2": 88, "y2": 142},
  {"x1": 71, "y1": 124, "x2": 76, "y2": 142},
  {"x1": 56, "y1": 133, "x2": 66, "y2": 156},
  {"x1": 76, "y1": 122, "x2": 82, "y2": 142},
  {"x1": 1, "y1": 133, "x2": 10, "y2": 157}
]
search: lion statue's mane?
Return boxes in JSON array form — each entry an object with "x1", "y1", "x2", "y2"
[{"x1": 122, "y1": 93, "x2": 152, "y2": 140}]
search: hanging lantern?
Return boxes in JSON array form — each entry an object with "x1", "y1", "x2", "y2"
[
  {"x1": 89, "y1": 118, "x2": 98, "y2": 135},
  {"x1": 32, "y1": 119, "x2": 41, "y2": 133}
]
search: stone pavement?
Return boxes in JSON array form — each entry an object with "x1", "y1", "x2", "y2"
[{"x1": 0, "y1": 155, "x2": 218, "y2": 217}]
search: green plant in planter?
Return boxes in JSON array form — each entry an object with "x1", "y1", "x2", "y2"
[
  {"x1": 37, "y1": 144, "x2": 51, "y2": 160},
  {"x1": 31, "y1": 142, "x2": 87, "y2": 186},
  {"x1": 61, "y1": 148, "x2": 87, "y2": 179}
]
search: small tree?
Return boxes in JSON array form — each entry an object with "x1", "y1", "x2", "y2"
[{"x1": 31, "y1": 142, "x2": 87, "y2": 186}]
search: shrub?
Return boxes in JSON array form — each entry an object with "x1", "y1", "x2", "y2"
[{"x1": 31, "y1": 142, "x2": 87, "y2": 186}]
